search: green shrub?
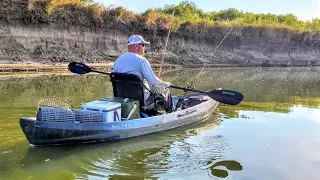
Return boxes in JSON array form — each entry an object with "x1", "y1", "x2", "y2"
[{"x1": 15, "y1": 0, "x2": 320, "y2": 33}]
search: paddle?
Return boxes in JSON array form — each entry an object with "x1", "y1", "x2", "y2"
[
  {"x1": 68, "y1": 62, "x2": 110, "y2": 75},
  {"x1": 170, "y1": 85, "x2": 243, "y2": 105},
  {"x1": 68, "y1": 62, "x2": 244, "y2": 105}
]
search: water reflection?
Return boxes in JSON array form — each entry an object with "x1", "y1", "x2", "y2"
[
  {"x1": 208, "y1": 160, "x2": 243, "y2": 178},
  {"x1": 1, "y1": 67, "x2": 320, "y2": 179},
  {"x1": 16, "y1": 114, "x2": 243, "y2": 179}
]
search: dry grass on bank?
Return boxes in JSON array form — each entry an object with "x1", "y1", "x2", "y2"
[{"x1": 16, "y1": 0, "x2": 319, "y2": 36}]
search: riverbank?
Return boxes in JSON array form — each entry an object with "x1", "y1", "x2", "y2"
[
  {"x1": 0, "y1": 62, "x2": 113, "y2": 73},
  {"x1": 1, "y1": 1, "x2": 320, "y2": 68},
  {"x1": 2, "y1": 61, "x2": 319, "y2": 75}
]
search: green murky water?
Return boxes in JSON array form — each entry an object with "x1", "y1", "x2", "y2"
[{"x1": 0, "y1": 67, "x2": 320, "y2": 180}]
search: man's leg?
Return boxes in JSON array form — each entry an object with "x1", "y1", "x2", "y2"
[{"x1": 162, "y1": 89, "x2": 173, "y2": 112}]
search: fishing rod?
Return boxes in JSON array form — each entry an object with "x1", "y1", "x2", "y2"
[
  {"x1": 175, "y1": 27, "x2": 234, "y2": 110},
  {"x1": 158, "y1": 11, "x2": 175, "y2": 78}
]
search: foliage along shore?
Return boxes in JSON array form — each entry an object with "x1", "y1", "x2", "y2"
[{"x1": 10, "y1": 0, "x2": 320, "y2": 33}]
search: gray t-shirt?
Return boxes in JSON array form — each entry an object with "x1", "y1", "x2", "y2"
[{"x1": 112, "y1": 52, "x2": 159, "y2": 85}]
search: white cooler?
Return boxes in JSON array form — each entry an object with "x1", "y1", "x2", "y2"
[{"x1": 81, "y1": 100, "x2": 121, "y2": 122}]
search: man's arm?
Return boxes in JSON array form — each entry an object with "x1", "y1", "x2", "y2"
[
  {"x1": 139, "y1": 58, "x2": 172, "y2": 87},
  {"x1": 139, "y1": 58, "x2": 159, "y2": 85}
]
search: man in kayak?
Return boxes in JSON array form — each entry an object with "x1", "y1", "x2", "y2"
[{"x1": 113, "y1": 35, "x2": 173, "y2": 113}]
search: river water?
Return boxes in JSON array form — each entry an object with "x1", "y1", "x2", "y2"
[{"x1": 0, "y1": 67, "x2": 320, "y2": 180}]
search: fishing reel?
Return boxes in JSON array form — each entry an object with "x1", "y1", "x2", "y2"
[
  {"x1": 184, "y1": 83, "x2": 195, "y2": 92},
  {"x1": 174, "y1": 98, "x2": 187, "y2": 111}
]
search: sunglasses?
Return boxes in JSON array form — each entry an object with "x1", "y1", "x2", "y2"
[{"x1": 134, "y1": 43, "x2": 145, "y2": 48}]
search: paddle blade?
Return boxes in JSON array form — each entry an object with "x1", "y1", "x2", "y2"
[
  {"x1": 208, "y1": 89, "x2": 244, "y2": 105},
  {"x1": 68, "y1": 62, "x2": 93, "y2": 74}
]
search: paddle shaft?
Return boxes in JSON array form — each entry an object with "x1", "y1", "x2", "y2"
[
  {"x1": 68, "y1": 62, "x2": 243, "y2": 105},
  {"x1": 171, "y1": 85, "x2": 243, "y2": 105},
  {"x1": 92, "y1": 69, "x2": 110, "y2": 75},
  {"x1": 170, "y1": 85, "x2": 208, "y2": 94}
]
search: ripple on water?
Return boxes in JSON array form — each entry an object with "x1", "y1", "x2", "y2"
[
  {"x1": 79, "y1": 133, "x2": 233, "y2": 178},
  {"x1": 0, "y1": 150, "x2": 13, "y2": 155}
]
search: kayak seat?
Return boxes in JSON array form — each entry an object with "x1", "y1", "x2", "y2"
[{"x1": 109, "y1": 73, "x2": 157, "y2": 111}]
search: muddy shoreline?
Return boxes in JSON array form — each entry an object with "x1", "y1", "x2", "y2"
[
  {"x1": 1, "y1": 62, "x2": 318, "y2": 74},
  {"x1": 0, "y1": 62, "x2": 182, "y2": 74},
  {"x1": 0, "y1": 62, "x2": 113, "y2": 73},
  {"x1": 1, "y1": 62, "x2": 319, "y2": 75}
]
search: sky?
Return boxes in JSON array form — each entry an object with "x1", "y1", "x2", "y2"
[{"x1": 95, "y1": 0, "x2": 320, "y2": 21}]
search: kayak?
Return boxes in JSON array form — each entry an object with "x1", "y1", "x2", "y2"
[
  {"x1": 20, "y1": 94, "x2": 219, "y2": 146},
  {"x1": 19, "y1": 62, "x2": 244, "y2": 146}
]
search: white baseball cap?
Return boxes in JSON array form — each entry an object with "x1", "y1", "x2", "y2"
[{"x1": 127, "y1": 35, "x2": 150, "y2": 45}]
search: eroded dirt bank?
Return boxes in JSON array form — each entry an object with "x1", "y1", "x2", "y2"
[{"x1": 1, "y1": 0, "x2": 320, "y2": 68}]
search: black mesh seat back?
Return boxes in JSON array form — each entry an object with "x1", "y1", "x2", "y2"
[{"x1": 110, "y1": 73, "x2": 145, "y2": 107}]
